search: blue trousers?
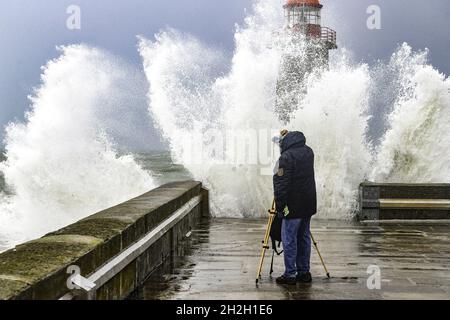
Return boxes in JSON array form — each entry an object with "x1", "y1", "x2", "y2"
[{"x1": 281, "y1": 217, "x2": 311, "y2": 278}]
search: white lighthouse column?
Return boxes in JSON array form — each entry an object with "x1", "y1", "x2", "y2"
[{"x1": 275, "y1": 0, "x2": 337, "y2": 124}]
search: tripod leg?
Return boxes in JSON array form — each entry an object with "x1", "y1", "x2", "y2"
[
  {"x1": 310, "y1": 232, "x2": 330, "y2": 278},
  {"x1": 256, "y1": 214, "x2": 275, "y2": 283},
  {"x1": 256, "y1": 247, "x2": 267, "y2": 284},
  {"x1": 269, "y1": 250, "x2": 275, "y2": 276}
]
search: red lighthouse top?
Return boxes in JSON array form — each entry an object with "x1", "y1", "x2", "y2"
[
  {"x1": 284, "y1": 0, "x2": 323, "y2": 8},
  {"x1": 283, "y1": 0, "x2": 337, "y2": 49}
]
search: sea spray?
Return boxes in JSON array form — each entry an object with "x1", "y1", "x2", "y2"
[
  {"x1": 139, "y1": 0, "x2": 370, "y2": 219},
  {"x1": 287, "y1": 56, "x2": 372, "y2": 219},
  {"x1": 1, "y1": 0, "x2": 448, "y2": 241},
  {"x1": 140, "y1": 0, "x2": 449, "y2": 219},
  {"x1": 371, "y1": 45, "x2": 450, "y2": 182},
  {"x1": 0, "y1": 45, "x2": 155, "y2": 247},
  {"x1": 139, "y1": 1, "x2": 284, "y2": 217}
]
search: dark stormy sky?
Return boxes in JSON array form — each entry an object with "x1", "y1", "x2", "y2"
[{"x1": 0, "y1": 0, "x2": 449, "y2": 150}]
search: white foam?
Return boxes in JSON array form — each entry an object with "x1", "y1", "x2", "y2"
[
  {"x1": 371, "y1": 45, "x2": 450, "y2": 182},
  {"x1": 139, "y1": 0, "x2": 449, "y2": 220},
  {"x1": 0, "y1": 45, "x2": 155, "y2": 247},
  {"x1": 2, "y1": 0, "x2": 448, "y2": 247}
]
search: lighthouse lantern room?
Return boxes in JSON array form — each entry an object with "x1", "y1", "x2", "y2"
[{"x1": 283, "y1": 0, "x2": 337, "y2": 49}]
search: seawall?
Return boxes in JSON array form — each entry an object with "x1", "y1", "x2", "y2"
[
  {"x1": 359, "y1": 182, "x2": 450, "y2": 220},
  {"x1": 0, "y1": 180, "x2": 209, "y2": 300}
]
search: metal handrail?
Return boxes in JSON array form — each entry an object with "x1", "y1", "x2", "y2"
[
  {"x1": 320, "y1": 26, "x2": 336, "y2": 44},
  {"x1": 273, "y1": 25, "x2": 337, "y2": 48}
]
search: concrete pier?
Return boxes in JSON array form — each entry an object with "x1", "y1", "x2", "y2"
[
  {"x1": 2, "y1": 179, "x2": 449, "y2": 300},
  {"x1": 0, "y1": 181, "x2": 208, "y2": 300},
  {"x1": 131, "y1": 218, "x2": 450, "y2": 300},
  {"x1": 359, "y1": 182, "x2": 450, "y2": 220}
]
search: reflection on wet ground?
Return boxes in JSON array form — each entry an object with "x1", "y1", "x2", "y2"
[{"x1": 129, "y1": 218, "x2": 450, "y2": 300}]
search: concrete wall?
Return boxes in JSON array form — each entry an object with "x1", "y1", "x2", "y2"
[
  {"x1": 359, "y1": 182, "x2": 450, "y2": 220},
  {"x1": 0, "y1": 180, "x2": 209, "y2": 300}
]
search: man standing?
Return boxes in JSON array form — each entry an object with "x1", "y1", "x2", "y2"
[{"x1": 273, "y1": 130, "x2": 317, "y2": 285}]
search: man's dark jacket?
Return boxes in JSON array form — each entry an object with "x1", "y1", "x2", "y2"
[{"x1": 273, "y1": 131, "x2": 317, "y2": 219}]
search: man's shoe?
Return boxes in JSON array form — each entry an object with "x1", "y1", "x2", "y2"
[
  {"x1": 296, "y1": 272, "x2": 312, "y2": 283},
  {"x1": 276, "y1": 275, "x2": 296, "y2": 285}
]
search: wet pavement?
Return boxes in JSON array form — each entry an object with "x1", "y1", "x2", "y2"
[{"x1": 129, "y1": 218, "x2": 450, "y2": 300}]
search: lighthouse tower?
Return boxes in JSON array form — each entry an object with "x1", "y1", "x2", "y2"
[{"x1": 275, "y1": 0, "x2": 337, "y2": 123}]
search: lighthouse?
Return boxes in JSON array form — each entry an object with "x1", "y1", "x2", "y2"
[{"x1": 275, "y1": 0, "x2": 337, "y2": 123}]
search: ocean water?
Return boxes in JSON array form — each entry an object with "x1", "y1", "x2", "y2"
[
  {"x1": 134, "y1": 152, "x2": 192, "y2": 185},
  {"x1": 0, "y1": 151, "x2": 187, "y2": 252},
  {"x1": 0, "y1": 151, "x2": 191, "y2": 192}
]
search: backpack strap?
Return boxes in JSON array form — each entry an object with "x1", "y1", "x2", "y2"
[
  {"x1": 269, "y1": 243, "x2": 284, "y2": 275},
  {"x1": 271, "y1": 238, "x2": 284, "y2": 255},
  {"x1": 270, "y1": 250, "x2": 275, "y2": 275}
]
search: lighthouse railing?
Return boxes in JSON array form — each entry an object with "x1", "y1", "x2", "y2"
[{"x1": 321, "y1": 27, "x2": 337, "y2": 45}]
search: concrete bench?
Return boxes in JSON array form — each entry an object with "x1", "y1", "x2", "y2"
[
  {"x1": 359, "y1": 182, "x2": 450, "y2": 221},
  {"x1": 379, "y1": 199, "x2": 450, "y2": 210}
]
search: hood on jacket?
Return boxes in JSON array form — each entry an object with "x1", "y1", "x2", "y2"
[{"x1": 280, "y1": 131, "x2": 306, "y2": 153}]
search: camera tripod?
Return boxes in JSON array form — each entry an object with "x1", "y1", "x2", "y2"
[{"x1": 255, "y1": 200, "x2": 330, "y2": 284}]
